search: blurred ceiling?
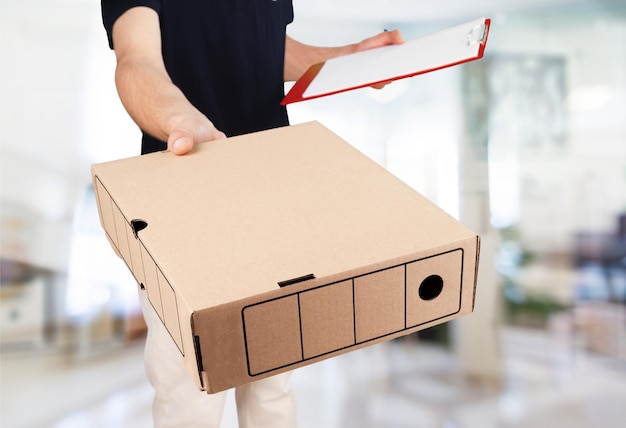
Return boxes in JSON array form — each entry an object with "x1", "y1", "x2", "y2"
[{"x1": 292, "y1": 0, "x2": 620, "y2": 24}]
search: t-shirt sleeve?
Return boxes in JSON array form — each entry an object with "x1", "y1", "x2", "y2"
[{"x1": 101, "y1": 0, "x2": 161, "y2": 49}]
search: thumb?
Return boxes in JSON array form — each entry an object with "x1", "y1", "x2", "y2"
[{"x1": 167, "y1": 129, "x2": 194, "y2": 156}]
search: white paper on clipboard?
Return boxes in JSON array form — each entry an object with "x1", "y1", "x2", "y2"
[{"x1": 282, "y1": 17, "x2": 490, "y2": 105}]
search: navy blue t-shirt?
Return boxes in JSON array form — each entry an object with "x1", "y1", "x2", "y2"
[{"x1": 101, "y1": 0, "x2": 294, "y2": 154}]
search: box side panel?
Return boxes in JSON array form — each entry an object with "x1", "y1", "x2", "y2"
[
  {"x1": 242, "y1": 296, "x2": 303, "y2": 375},
  {"x1": 140, "y1": 244, "x2": 164, "y2": 320},
  {"x1": 193, "y1": 237, "x2": 479, "y2": 393},
  {"x1": 112, "y1": 204, "x2": 133, "y2": 268},
  {"x1": 157, "y1": 269, "x2": 184, "y2": 353},
  {"x1": 354, "y1": 266, "x2": 405, "y2": 342},
  {"x1": 93, "y1": 174, "x2": 186, "y2": 357},
  {"x1": 128, "y1": 231, "x2": 146, "y2": 287},
  {"x1": 93, "y1": 176, "x2": 143, "y2": 285},
  {"x1": 93, "y1": 177, "x2": 118, "y2": 250},
  {"x1": 405, "y1": 249, "x2": 464, "y2": 328},
  {"x1": 471, "y1": 236, "x2": 481, "y2": 310},
  {"x1": 300, "y1": 279, "x2": 355, "y2": 359},
  {"x1": 192, "y1": 304, "x2": 252, "y2": 393},
  {"x1": 181, "y1": 314, "x2": 201, "y2": 388},
  {"x1": 240, "y1": 248, "x2": 468, "y2": 377}
]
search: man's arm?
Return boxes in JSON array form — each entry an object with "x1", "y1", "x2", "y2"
[
  {"x1": 284, "y1": 30, "x2": 404, "y2": 82},
  {"x1": 112, "y1": 7, "x2": 225, "y2": 155}
]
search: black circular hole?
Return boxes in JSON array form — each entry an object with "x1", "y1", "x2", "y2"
[{"x1": 419, "y1": 275, "x2": 444, "y2": 301}]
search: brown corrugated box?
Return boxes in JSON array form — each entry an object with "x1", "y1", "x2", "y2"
[{"x1": 91, "y1": 121, "x2": 480, "y2": 393}]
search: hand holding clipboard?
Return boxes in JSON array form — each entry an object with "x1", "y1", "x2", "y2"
[{"x1": 282, "y1": 17, "x2": 491, "y2": 105}]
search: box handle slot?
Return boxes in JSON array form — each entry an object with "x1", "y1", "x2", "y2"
[
  {"x1": 278, "y1": 273, "x2": 316, "y2": 288},
  {"x1": 131, "y1": 219, "x2": 148, "y2": 238}
]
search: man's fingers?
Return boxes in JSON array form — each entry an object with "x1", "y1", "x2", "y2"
[
  {"x1": 167, "y1": 124, "x2": 227, "y2": 156},
  {"x1": 210, "y1": 129, "x2": 227, "y2": 141},
  {"x1": 381, "y1": 29, "x2": 405, "y2": 46},
  {"x1": 357, "y1": 29, "x2": 404, "y2": 52},
  {"x1": 371, "y1": 80, "x2": 393, "y2": 90}
]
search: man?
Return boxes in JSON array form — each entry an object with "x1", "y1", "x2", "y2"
[{"x1": 101, "y1": 1, "x2": 403, "y2": 427}]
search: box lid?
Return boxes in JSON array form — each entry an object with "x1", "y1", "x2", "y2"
[{"x1": 92, "y1": 121, "x2": 475, "y2": 310}]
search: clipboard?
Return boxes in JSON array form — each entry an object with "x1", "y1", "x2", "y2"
[{"x1": 282, "y1": 17, "x2": 491, "y2": 105}]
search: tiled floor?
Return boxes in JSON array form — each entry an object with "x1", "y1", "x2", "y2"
[{"x1": 1, "y1": 326, "x2": 625, "y2": 428}]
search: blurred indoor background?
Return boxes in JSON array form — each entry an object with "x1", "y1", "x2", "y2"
[{"x1": 1, "y1": 0, "x2": 625, "y2": 427}]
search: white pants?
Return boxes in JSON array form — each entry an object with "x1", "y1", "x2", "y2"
[{"x1": 138, "y1": 291, "x2": 297, "y2": 428}]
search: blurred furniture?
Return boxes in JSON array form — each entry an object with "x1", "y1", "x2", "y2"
[
  {"x1": 573, "y1": 214, "x2": 626, "y2": 303},
  {"x1": 573, "y1": 302, "x2": 626, "y2": 362},
  {"x1": 0, "y1": 258, "x2": 54, "y2": 346}
]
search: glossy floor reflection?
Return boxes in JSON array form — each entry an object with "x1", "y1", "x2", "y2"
[{"x1": 2, "y1": 326, "x2": 625, "y2": 428}]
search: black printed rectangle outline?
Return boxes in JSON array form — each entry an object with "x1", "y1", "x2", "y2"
[
  {"x1": 93, "y1": 175, "x2": 185, "y2": 356},
  {"x1": 241, "y1": 247, "x2": 465, "y2": 377}
]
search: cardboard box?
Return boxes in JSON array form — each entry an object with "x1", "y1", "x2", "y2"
[{"x1": 92, "y1": 121, "x2": 480, "y2": 393}]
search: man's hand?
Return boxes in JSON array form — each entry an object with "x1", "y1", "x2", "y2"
[
  {"x1": 352, "y1": 29, "x2": 404, "y2": 54},
  {"x1": 167, "y1": 115, "x2": 226, "y2": 155},
  {"x1": 285, "y1": 30, "x2": 404, "y2": 83},
  {"x1": 353, "y1": 30, "x2": 404, "y2": 89}
]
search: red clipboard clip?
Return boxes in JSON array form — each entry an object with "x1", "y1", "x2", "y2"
[{"x1": 467, "y1": 23, "x2": 488, "y2": 46}]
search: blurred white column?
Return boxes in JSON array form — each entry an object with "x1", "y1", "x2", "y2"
[
  {"x1": 452, "y1": 98, "x2": 503, "y2": 382},
  {"x1": 454, "y1": 227, "x2": 503, "y2": 383}
]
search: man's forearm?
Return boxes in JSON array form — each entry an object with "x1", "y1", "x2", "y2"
[
  {"x1": 114, "y1": 58, "x2": 203, "y2": 143},
  {"x1": 110, "y1": 6, "x2": 224, "y2": 155}
]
